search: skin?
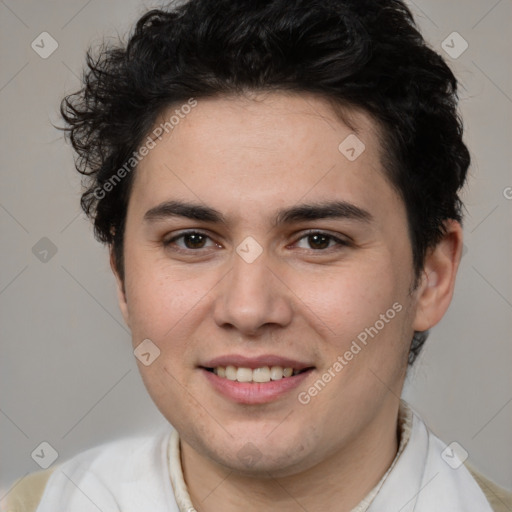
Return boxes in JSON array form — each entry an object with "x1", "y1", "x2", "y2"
[{"x1": 112, "y1": 92, "x2": 463, "y2": 511}]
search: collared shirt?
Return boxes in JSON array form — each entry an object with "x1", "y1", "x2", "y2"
[{"x1": 5, "y1": 401, "x2": 508, "y2": 512}]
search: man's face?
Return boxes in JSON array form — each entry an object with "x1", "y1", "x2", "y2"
[{"x1": 118, "y1": 93, "x2": 421, "y2": 476}]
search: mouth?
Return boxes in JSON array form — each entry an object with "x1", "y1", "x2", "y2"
[
  {"x1": 199, "y1": 355, "x2": 315, "y2": 404},
  {"x1": 202, "y1": 365, "x2": 311, "y2": 383}
]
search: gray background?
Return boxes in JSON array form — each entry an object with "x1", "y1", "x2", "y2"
[{"x1": 1, "y1": 0, "x2": 511, "y2": 497}]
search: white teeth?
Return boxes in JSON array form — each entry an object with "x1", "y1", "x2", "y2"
[
  {"x1": 212, "y1": 365, "x2": 299, "y2": 383},
  {"x1": 252, "y1": 366, "x2": 271, "y2": 383},
  {"x1": 283, "y1": 367, "x2": 293, "y2": 378},
  {"x1": 236, "y1": 367, "x2": 253, "y2": 382},
  {"x1": 225, "y1": 365, "x2": 237, "y2": 380},
  {"x1": 270, "y1": 366, "x2": 283, "y2": 380}
]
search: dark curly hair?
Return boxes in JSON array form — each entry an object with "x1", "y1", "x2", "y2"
[{"x1": 60, "y1": 0, "x2": 470, "y2": 365}]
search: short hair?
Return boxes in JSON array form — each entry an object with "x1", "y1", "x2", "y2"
[{"x1": 60, "y1": 0, "x2": 470, "y2": 364}]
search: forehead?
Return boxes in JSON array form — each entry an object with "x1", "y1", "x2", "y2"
[{"x1": 129, "y1": 92, "x2": 400, "y2": 224}]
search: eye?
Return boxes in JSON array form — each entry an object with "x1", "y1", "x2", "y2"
[
  {"x1": 294, "y1": 231, "x2": 349, "y2": 251},
  {"x1": 163, "y1": 231, "x2": 218, "y2": 251},
  {"x1": 162, "y1": 230, "x2": 350, "y2": 254}
]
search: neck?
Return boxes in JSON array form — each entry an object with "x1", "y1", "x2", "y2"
[{"x1": 180, "y1": 401, "x2": 401, "y2": 512}]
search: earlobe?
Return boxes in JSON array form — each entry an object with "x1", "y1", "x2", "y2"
[
  {"x1": 412, "y1": 220, "x2": 463, "y2": 333},
  {"x1": 109, "y1": 248, "x2": 130, "y2": 327}
]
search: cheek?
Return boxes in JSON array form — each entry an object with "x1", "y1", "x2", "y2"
[
  {"x1": 288, "y1": 258, "x2": 404, "y2": 345},
  {"x1": 124, "y1": 252, "x2": 199, "y2": 338},
  {"x1": 123, "y1": 258, "x2": 209, "y2": 412}
]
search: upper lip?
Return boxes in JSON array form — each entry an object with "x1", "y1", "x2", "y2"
[{"x1": 201, "y1": 354, "x2": 314, "y2": 371}]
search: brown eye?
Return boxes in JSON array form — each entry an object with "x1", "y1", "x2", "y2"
[
  {"x1": 295, "y1": 231, "x2": 348, "y2": 251},
  {"x1": 164, "y1": 231, "x2": 216, "y2": 250},
  {"x1": 307, "y1": 233, "x2": 331, "y2": 250},
  {"x1": 181, "y1": 232, "x2": 207, "y2": 249}
]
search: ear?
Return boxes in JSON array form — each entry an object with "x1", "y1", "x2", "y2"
[
  {"x1": 412, "y1": 220, "x2": 463, "y2": 332},
  {"x1": 110, "y1": 248, "x2": 130, "y2": 327}
]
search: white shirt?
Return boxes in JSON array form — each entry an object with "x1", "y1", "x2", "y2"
[{"x1": 34, "y1": 402, "x2": 493, "y2": 512}]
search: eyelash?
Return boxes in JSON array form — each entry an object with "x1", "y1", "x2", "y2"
[{"x1": 163, "y1": 230, "x2": 350, "y2": 253}]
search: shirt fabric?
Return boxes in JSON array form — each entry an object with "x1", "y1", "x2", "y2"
[{"x1": 20, "y1": 401, "x2": 496, "y2": 511}]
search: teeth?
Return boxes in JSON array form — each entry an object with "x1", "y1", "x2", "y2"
[
  {"x1": 212, "y1": 365, "x2": 299, "y2": 383},
  {"x1": 253, "y1": 367, "x2": 270, "y2": 383},
  {"x1": 236, "y1": 367, "x2": 253, "y2": 382},
  {"x1": 225, "y1": 365, "x2": 237, "y2": 380},
  {"x1": 270, "y1": 366, "x2": 283, "y2": 380}
]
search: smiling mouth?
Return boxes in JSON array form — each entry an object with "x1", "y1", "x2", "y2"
[{"x1": 202, "y1": 365, "x2": 313, "y2": 383}]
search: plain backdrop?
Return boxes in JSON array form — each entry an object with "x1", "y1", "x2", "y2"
[{"x1": 1, "y1": 0, "x2": 511, "y2": 495}]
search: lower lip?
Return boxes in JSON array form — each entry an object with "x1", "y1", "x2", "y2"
[{"x1": 202, "y1": 368, "x2": 313, "y2": 405}]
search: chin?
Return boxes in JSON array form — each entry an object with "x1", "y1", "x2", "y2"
[
  {"x1": 195, "y1": 426, "x2": 321, "y2": 477},
  {"x1": 210, "y1": 446, "x2": 311, "y2": 477}
]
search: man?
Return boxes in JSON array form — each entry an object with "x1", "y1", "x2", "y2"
[{"x1": 5, "y1": 0, "x2": 511, "y2": 510}]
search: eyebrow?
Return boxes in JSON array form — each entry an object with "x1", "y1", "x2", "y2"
[{"x1": 143, "y1": 199, "x2": 373, "y2": 226}]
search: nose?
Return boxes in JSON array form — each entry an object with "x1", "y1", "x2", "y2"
[{"x1": 212, "y1": 250, "x2": 293, "y2": 336}]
